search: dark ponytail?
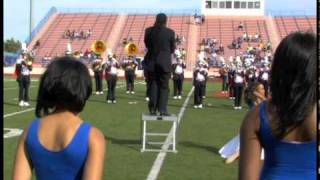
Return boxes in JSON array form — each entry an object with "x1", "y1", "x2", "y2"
[{"x1": 270, "y1": 31, "x2": 316, "y2": 138}]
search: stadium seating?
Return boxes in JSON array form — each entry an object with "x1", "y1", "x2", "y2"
[
  {"x1": 274, "y1": 16, "x2": 316, "y2": 39},
  {"x1": 200, "y1": 16, "x2": 271, "y2": 60},
  {"x1": 113, "y1": 15, "x2": 190, "y2": 60},
  {"x1": 31, "y1": 12, "x2": 316, "y2": 68},
  {"x1": 34, "y1": 13, "x2": 117, "y2": 63}
]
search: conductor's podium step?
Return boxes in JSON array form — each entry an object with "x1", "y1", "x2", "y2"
[{"x1": 141, "y1": 113, "x2": 178, "y2": 153}]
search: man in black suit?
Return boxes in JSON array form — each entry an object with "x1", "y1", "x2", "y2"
[{"x1": 144, "y1": 13, "x2": 176, "y2": 116}]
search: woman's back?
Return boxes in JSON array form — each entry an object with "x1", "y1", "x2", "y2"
[
  {"x1": 25, "y1": 114, "x2": 91, "y2": 180},
  {"x1": 259, "y1": 101, "x2": 316, "y2": 180}
]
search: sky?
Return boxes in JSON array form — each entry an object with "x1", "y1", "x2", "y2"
[{"x1": 3, "y1": 0, "x2": 316, "y2": 42}]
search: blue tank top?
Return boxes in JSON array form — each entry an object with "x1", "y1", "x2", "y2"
[
  {"x1": 259, "y1": 102, "x2": 316, "y2": 180},
  {"x1": 25, "y1": 118, "x2": 91, "y2": 180}
]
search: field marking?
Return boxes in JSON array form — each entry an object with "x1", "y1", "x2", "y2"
[
  {"x1": 146, "y1": 86, "x2": 195, "y2": 180},
  {"x1": 4, "y1": 85, "x2": 36, "y2": 91},
  {"x1": 4, "y1": 128, "x2": 23, "y2": 138},
  {"x1": 4, "y1": 108, "x2": 35, "y2": 118},
  {"x1": 4, "y1": 79, "x2": 39, "y2": 82}
]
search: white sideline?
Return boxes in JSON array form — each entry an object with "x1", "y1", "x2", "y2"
[
  {"x1": 4, "y1": 85, "x2": 36, "y2": 91},
  {"x1": 4, "y1": 108, "x2": 35, "y2": 118},
  {"x1": 146, "y1": 86, "x2": 194, "y2": 180}
]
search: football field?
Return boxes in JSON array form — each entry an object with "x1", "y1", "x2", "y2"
[{"x1": 4, "y1": 76, "x2": 247, "y2": 179}]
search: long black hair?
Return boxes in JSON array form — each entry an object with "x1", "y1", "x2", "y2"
[
  {"x1": 35, "y1": 56, "x2": 92, "y2": 117},
  {"x1": 270, "y1": 31, "x2": 316, "y2": 138},
  {"x1": 151, "y1": 13, "x2": 167, "y2": 40}
]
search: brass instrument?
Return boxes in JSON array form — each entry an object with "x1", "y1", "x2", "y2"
[
  {"x1": 124, "y1": 42, "x2": 139, "y2": 56},
  {"x1": 91, "y1": 40, "x2": 107, "y2": 55},
  {"x1": 25, "y1": 52, "x2": 34, "y2": 66}
]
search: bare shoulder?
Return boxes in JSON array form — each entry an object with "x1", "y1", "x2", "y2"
[{"x1": 89, "y1": 126, "x2": 106, "y2": 145}]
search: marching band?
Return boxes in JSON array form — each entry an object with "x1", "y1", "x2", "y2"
[{"x1": 15, "y1": 40, "x2": 271, "y2": 111}]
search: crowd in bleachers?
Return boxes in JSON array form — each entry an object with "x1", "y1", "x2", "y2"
[{"x1": 63, "y1": 29, "x2": 92, "y2": 40}]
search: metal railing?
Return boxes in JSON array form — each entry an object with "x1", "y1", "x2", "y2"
[
  {"x1": 265, "y1": 9, "x2": 316, "y2": 17},
  {"x1": 55, "y1": 7, "x2": 201, "y2": 15},
  {"x1": 25, "y1": 7, "x2": 57, "y2": 45}
]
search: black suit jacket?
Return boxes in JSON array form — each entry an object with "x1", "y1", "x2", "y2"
[{"x1": 144, "y1": 26, "x2": 175, "y2": 73}]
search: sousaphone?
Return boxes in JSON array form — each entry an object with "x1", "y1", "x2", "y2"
[
  {"x1": 91, "y1": 40, "x2": 107, "y2": 55},
  {"x1": 125, "y1": 42, "x2": 139, "y2": 56}
]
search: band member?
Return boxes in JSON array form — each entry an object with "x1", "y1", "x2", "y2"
[
  {"x1": 103, "y1": 54, "x2": 120, "y2": 103},
  {"x1": 122, "y1": 56, "x2": 138, "y2": 94},
  {"x1": 258, "y1": 65, "x2": 270, "y2": 98},
  {"x1": 219, "y1": 65, "x2": 228, "y2": 94},
  {"x1": 233, "y1": 65, "x2": 245, "y2": 110},
  {"x1": 172, "y1": 57, "x2": 186, "y2": 99},
  {"x1": 91, "y1": 55, "x2": 104, "y2": 95},
  {"x1": 228, "y1": 64, "x2": 236, "y2": 100},
  {"x1": 15, "y1": 53, "x2": 33, "y2": 107},
  {"x1": 196, "y1": 59, "x2": 209, "y2": 99},
  {"x1": 193, "y1": 65, "x2": 208, "y2": 109},
  {"x1": 245, "y1": 66, "x2": 258, "y2": 85}
]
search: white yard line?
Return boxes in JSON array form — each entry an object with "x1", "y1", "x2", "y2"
[
  {"x1": 146, "y1": 86, "x2": 194, "y2": 180},
  {"x1": 4, "y1": 108, "x2": 35, "y2": 118},
  {"x1": 4, "y1": 85, "x2": 36, "y2": 91}
]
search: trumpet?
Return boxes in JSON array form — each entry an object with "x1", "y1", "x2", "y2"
[
  {"x1": 125, "y1": 42, "x2": 139, "y2": 56},
  {"x1": 91, "y1": 40, "x2": 107, "y2": 55}
]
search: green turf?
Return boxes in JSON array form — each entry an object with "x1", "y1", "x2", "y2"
[{"x1": 4, "y1": 76, "x2": 247, "y2": 179}]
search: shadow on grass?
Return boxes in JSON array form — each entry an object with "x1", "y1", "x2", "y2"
[
  {"x1": 179, "y1": 141, "x2": 220, "y2": 155},
  {"x1": 105, "y1": 136, "x2": 141, "y2": 152}
]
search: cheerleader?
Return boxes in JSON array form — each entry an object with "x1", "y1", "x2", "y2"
[
  {"x1": 193, "y1": 65, "x2": 208, "y2": 109},
  {"x1": 15, "y1": 54, "x2": 32, "y2": 107},
  {"x1": 103, "y1": 54, "x2": 120, "y2": 103},
  {"x1": 91, "y1": 55, "x2": 103, "y2": 95},
  {"x1": 122, "y1": 56, "x2": 138, "y2": 94},
  {"x1": 233, "y1": 64, "x2": 245, "y2": 110},
  {"x1": 172, "y1": 55, "x2": 186, "y2": 99}
]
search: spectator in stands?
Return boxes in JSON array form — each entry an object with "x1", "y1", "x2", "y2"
[
  {"x1": 243, "y1": 32, "x2": 248, "y2": 42},
  {"x1": 181, "y1": 36, "x2": 186, "y2": 43},
  {"x1": 219, "y1": 43, "x2": 224, "y2": 55},
  {"x1": 254, "y1": 32, "x2": 261, "y2": 42},
  {"x1": 181, "y1": 48, "x2": 186, "y2": 60},
  {"x1": 122, "y1": 38, "x2": 128, "y2": 46},
  {"x1": 86, "y1": 29, "x2": 92, "y2": 38},
  {"x1": 201, "y1": 15, "x2": 205, "y2": 24},
  {"x1": 128, "y1": 37, "x2": 133, "y2": 43},
  {"x1": 80, "y1": 30, "x2": 85, "y2": 39},
  {"x1": 33, "y1": 40, "x2": 40, "y2": 50},
  {"x1": 266, "y1": 41, "x2": 272, "y2": 51},
  {"x1": 12, "y1": 57, "x2": 106, "y2": 180},
  {"x1": 238, "y1": 22, "x2": 244, "y2": 31},
  {"x1": 239, "y1": 31, "x2": 316, "y2": 180}
]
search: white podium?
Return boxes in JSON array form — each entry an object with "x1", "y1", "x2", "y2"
[{"x1": 141, "y1": 113, "x2": 178, "y2": 153}]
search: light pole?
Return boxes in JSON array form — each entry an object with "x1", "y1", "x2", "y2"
[{"x1": 29, "y1": 0, "x2": 34, "y2": 43}]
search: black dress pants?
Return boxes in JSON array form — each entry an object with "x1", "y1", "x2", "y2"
[
  {"x1": 18, "y1": 75, "x2": 30, "y2": 102},
  {"x1": 234, "y1": 84, "x2": 243, "y2": 107},
  {"x1": 194, "y1": 81, "x2": 205, "y2": 105},
  {"x1": 125, "y1": 70, "x2": 135, "y2": 91},
  {"x1": 173, "y1": 75, "x2": 183, "y2": 96},
  {"x1": 94, "y1": 71, "x2": 103, "y2": 92},
  {"x1": 107, "y1": 75, "x2": 117, "y2": 101},
  {"x1": 148, "y1": 66, "x2": 170, "y2": 114}
]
